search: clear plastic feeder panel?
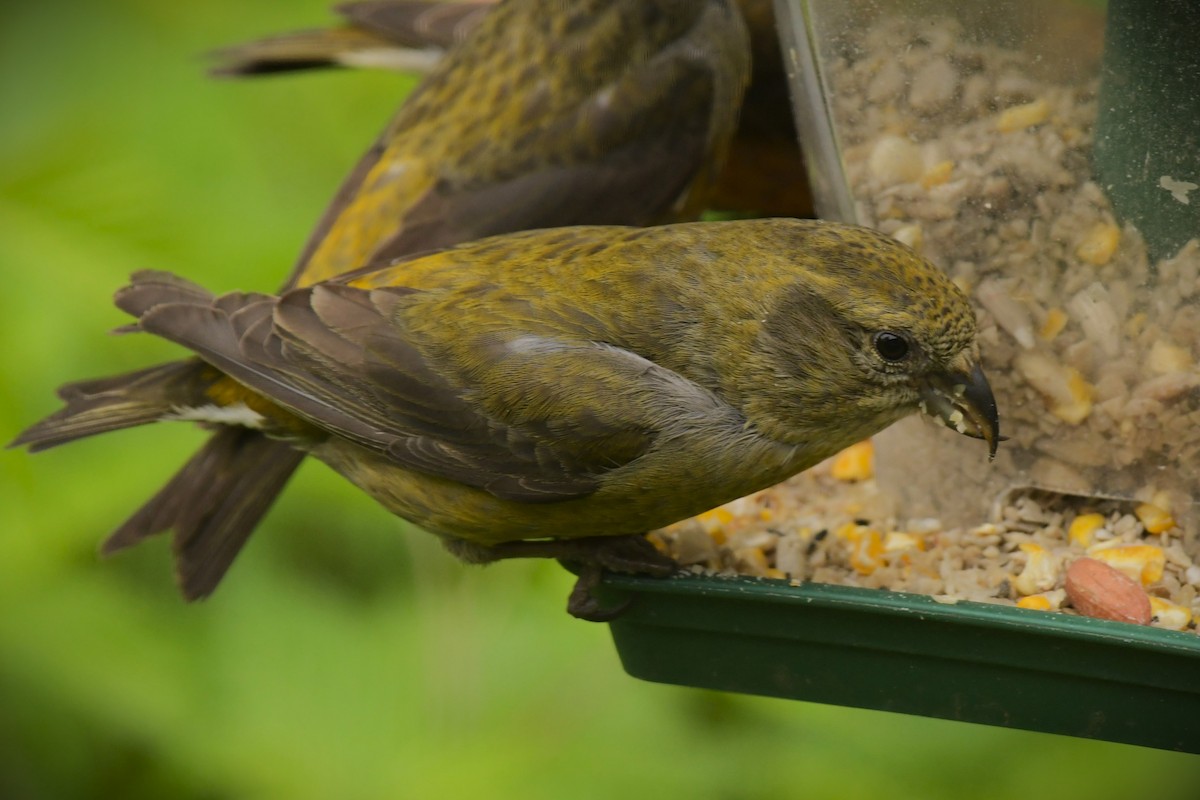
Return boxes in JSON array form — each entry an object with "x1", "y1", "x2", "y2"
[{"x1": 775, "y1": 0, "x2": 1200, "y2": 532}]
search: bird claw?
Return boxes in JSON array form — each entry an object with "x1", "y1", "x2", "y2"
[
  {"x1": 565, "y1": 564, "x2": 633, "y2": 622},
  {"x1": 444, "y1": 533, "x2": 677, "y2": 621},
  {"x1": 559, "y1": 535, "x2": 676, "y2": 621}
]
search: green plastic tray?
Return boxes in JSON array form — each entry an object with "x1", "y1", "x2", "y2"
[{"x1": 599, "y1": 574, "x2": 1200, "y2": 752}]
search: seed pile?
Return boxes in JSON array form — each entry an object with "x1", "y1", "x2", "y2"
[
  {"x1": 661, "y1": 12, "x2": 1200, "y2": 631},
  {"x1": 652, "y1": 442, "x2": 1199, "y2": 632},
  {"x1": 832, "y1": 14, "x2": 1200, "y2": 527}
]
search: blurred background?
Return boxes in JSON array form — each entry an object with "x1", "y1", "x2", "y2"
[{"x1": 1, "y1": 2, "x2": 1198, "y2": 798}]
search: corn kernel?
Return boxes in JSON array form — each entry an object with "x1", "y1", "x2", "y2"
[
  {"x1": 1087, "y1": 544, "x2": 1166, "y2": 585},
  {"x1": 1039, "y1": 308, "x2": 1068, "y2": 341},
  {"x1": 997, "y1": 99, "x2": 1050, "y2": 132},
  {"x1": 1147, "y1": 340, "x2": 1192, "y2": 375},
  {"x1": 764, "y1": 568, "x2": 788, "y2": 581},
  {"x1": 733, "y1": 546, "x2": 770, "y2": 576},
  {"x1": 1124, "y1": 312, "x2": 1147, "y2": 338},
  {"x1": 1075, "y1": 222, "x2": 1120, "y2": 266},
  {"x1": 1068, "y1": 513, "x2": 1106, "y2": 547},
  {"x1": 884, "y1": 531, "x2": 926, "y2": 552},
  {"x1": 920, "y1": 160, "x2": 954, "y2": 188},
  {"x1": 850, "y1": 529, "x2": 885, "y2": 575},
  {"x1": 892, "y1": 224, "x2": 923, "y2": 252},
  {"x1": 1135, "y1": 502, "x2": 1176, "y2": 535},
  {"x1": 836, "y1": 521, "x2": 866, "y2": 541},
  {"x1": 1017, "y1": 595, "x2": 1053, "y2": 611},
  {"x1": 646, "y1": 531, "x2": 670, "y2": 554},
  {"x1": 1149, "y1": 597, "x2": 1193, "y2": 631},
  {"x1": 695, "y1": 507, "x2": 737, "y2": 542},
  {"x1": 1053, "y1": 368, "x2": 1094, "y2": 424},
  {"x1": 831, "y1": 440, "x2": 874, "y2": 482},
  {"x1": 1014, "y1": 543, "x2": 1060, "y2": 595}
]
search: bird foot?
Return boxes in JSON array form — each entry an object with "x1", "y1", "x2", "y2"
[{"x1": 445, "y1": 534, "x2": 677, "y2": 621}]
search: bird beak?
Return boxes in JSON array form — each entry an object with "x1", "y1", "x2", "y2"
[{"x1": 919, "y1": 359, "x2": 1000, "y2": 460}]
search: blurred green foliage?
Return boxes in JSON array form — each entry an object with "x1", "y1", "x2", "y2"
[{"x1": 1, "y1": 2, "x2": 1198, "y2": 798}]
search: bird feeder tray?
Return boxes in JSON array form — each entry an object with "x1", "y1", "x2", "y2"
[{"x1": 600, "y1": 573, "x2": 1200, "y2": 753}]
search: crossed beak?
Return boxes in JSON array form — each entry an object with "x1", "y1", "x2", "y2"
[{"x1": 919, "y1": 359, "x2": 1001, "y2": 460}]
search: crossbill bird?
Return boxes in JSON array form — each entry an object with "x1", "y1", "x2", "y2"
[
  {"x1": 12, "y1": 219, "x2": 999, "y2": 619},
  {"x1": 271, "y1": 0, "x2": 753, "y2": 284},
  {"x1": 208, "y1": 0, "x2": 811, "y2": 219},
  {"x1": 7, "y1": 0, "x2": 755, "y2": 606}
]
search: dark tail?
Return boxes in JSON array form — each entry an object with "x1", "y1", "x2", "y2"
[
  {"x1": 205, "y1": 2, "x2": 491, "y2": 78},
  {"x1": 10, "y1": 361, "x2": 213, "y2": 452},
  {"x1": 10, "y1": 276, "x2": 305, "y2": 599},
  {"x1": 103, "y1": 427, "x2": 304, "y2": 600}
]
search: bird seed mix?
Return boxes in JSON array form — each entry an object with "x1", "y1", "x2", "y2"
[{"x1": 659, "y1": 12, "x2": 1200, "y2": 632}]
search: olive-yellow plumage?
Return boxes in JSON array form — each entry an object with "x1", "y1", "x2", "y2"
[
  {"x1": 275, "y1": 0, "x2": 751, "y2": 286},
  {"x1": 11, "y1": 0, "x2": 753, "y2": 604},
  {"x1": 210, "y1": 0, "x2": 811, "y2": 220},
  {"x1": 12, "y1": 219, "x2": 999, "y2": 617}
]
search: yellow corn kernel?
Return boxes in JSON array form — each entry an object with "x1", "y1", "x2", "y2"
[
  {"x1": 920, "y1": 160, "x2": 954, "y2": 188},
  {"x1": 695, "y1": 506, "x2": 735, "y2": 535},
  {"x1": 997, "y1": 99, "x2": 1050, "y2": 132},
  {"x1": 1017, "y1": 595, "x2": 1053, "y2": 611},
  {"x1": 1014, "y1": 543, "x2": 1060, "y2": 595},
  {"x1": 1075, "y1": 222, "x2": 1121, "y2": 266},
  {"x1": 884, "y1": 531, "x2": 926, "y2": 552},
  {"x1": 1135, "y1": 502, "x2": 1176, "y2": 535},
  {"x1": 1087, "y1": 544, "x2": 1166, "y2": 585},
  {"x1": 850, "y1": 529, "x2": 885, "y2": 575},
  {"x1": 1052, "y1": 368, "x2": 1094, "y2": 424},
  {"x1": 1039, "y1": 308, "x2": 1068, "y2": 341},
  {"x1": 733, "y1": 546, "x2": 770, "y2": 576},
  {"x1": 1124, "y1": 312, "x2": 1147, "y2": 338},
  {"x1": 836, "y1": 521, "x2": 867, "y2": 541},
  {"x1": 831, "y1": 440, "x2": 875, "y2": 482},
  {"x1": 892, "y1": 224, "x2": 923, "y2": 252},
  {"x1": 1068, "y1": 513, "x2": 1106, "y2": 547},
  {"x1": 1149, "y1": 597, "x2": 1193, "y2": 631},
  {"x1": 764, "y1": 567, "x2": 788, "y2": 581},
  {"x1": 1147, "y1": 340, "x2": 1192, "y2": 375}
]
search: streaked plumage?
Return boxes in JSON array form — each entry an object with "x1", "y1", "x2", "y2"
[
  {"x1": 10, "y1": 0, "x2": 753, "y2": 602},
  {"x1": 12, "y1": 220, "x2": 999, "y2": 617},
  {"x1": 208, "y1": 0, "x2": 811, "y2": 219}
]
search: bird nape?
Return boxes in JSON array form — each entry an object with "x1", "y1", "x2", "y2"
[{"x1": 10, "y1": 219, "x2": 998, "y2": 620}]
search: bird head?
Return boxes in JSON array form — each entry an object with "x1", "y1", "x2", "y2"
[{"x1": 745, "y1": 222, "x2": 999, "y2": 460}]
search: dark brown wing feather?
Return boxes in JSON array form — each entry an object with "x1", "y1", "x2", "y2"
[
  {"x1": 337, "y1": 1, "x2": 492, "y2": 48},
  {"x1": 283, "y1": 0, "x2": 750, "y2": 286},
  {"x1": 126, "y1": 274, "x2": 676, "y2": 501}
]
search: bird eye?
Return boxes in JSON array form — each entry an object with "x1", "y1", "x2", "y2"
[{"x1": 873, "y1": 331, "x2": 910, "y2": 362}]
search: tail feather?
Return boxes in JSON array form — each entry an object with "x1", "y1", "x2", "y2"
[
  {"x1": 115, "y1": 269, "x2": 215, "y2": 318},
  {"x1": 9, "y1": 360, "x2": 211, "y2": 452},
  {"x1": 204, "y1": 2, "x2": 492, "y2": 78},
  {"x1": 13, "y1": 269, "x2": 308, "y2": 600},
  {"x1": 103, "y1": 427, "x2": 304, "y2": 600}
]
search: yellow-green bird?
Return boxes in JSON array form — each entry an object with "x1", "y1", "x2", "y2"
[
  {"x1": 209, "y1": 0, "x2": 812, "y2": 219},
  {"x1": 12, "y1": 219, "x2": 999, "y2": 619},
  {"x1": 276, "y1": 0, "x2": 752, "y2": 286},
  {"x1": 7, "y1": 0, "x2": 753, "y2": 607}
]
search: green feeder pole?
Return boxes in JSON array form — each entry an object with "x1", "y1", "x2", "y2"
[{"x1": 1093, "y1": 0, "x2": 1200, "y2": 262}]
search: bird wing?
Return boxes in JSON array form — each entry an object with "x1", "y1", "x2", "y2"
[
  {"x1": 338, "y1": 1, "x2": 493, "y2": 49},
  {"x1": 286, "y1": 0, "x2": 750, "y2": 286},
  {"x1": 126, "y1": 273, "x2": 720, "y2": 503}
]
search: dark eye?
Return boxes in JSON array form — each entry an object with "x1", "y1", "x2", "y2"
[{"x1": 873, "y1": 331, "x2": 910, "y2": 362}]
